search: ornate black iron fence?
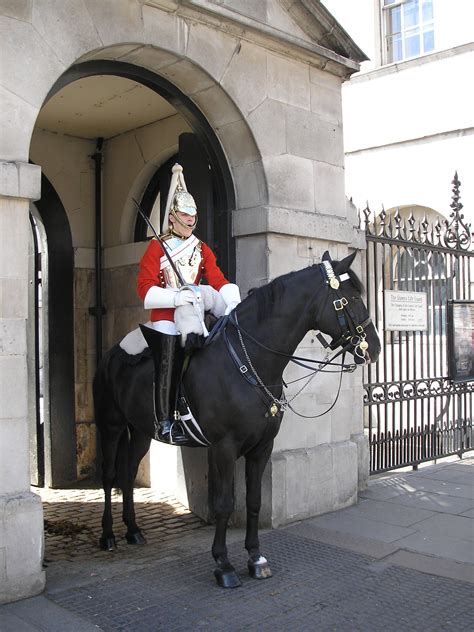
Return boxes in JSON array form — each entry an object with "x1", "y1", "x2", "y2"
[{"x1": 362, "y1": 173, "x2": 473, "y2": 473}]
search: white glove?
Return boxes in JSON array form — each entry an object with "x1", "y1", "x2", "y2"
[
  {"x1": 197, "y1": 285, "x2": 222, "y2": 312},
  {"x1": 219, "y1": 283, "x2": 241, "y2": 315},
  {"x1": 144, "y1": 286, "x2": 177, "y2": 309},
  {"x1": 225, "y1": 301, "x2": 239, "y2": 315},
  {"x1": 144, "y1": 286, "x2": 198, "y2": 309},
  {"x1": 174, "y1": 288, "x2": 197, "y2": 307}
]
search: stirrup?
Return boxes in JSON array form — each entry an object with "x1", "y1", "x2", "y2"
[{"x1": 156, "y1": 420, "x2": 188, "y2": 446}]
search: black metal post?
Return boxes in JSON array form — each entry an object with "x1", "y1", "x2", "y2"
[{"x1": 90, "y1": 137, "x2": 105, "y2": 366}]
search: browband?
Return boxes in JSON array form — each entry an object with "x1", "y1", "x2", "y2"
[{"x1": 321, "y1": 261, "x2": 350, "y2": 289}]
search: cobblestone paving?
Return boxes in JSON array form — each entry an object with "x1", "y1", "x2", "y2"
[
  {"x1": 47, "y1": 529, "x2": 473, "y2": 631},
  {"x1": 36, "y1": 487, "x2": 206, "y2": 563}
]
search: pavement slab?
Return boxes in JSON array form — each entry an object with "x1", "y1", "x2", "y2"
[
  {"x1": 412, "y1": 512, "x2": 474, "y2": 541},
  {"x1": 327, "y1": 497, "x2": 435, "y2": 527},
  {"x1": 396, "y1": 475, "x2": 474, "y2": 500},
  {"x1": 394, "y1": 531, "x2": 474, "y2": 565},
  {"x1": 381, "y1": 490, "x2": 474, "y2": 514}
]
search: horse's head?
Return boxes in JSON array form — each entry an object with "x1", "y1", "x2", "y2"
[{"x1": 314, "y1": 251, "x2": 381, "y2": 365}]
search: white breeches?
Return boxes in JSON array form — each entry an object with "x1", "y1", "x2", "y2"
[{"x1": 151, "y1": 320, "x2": 179, "y2": 336}]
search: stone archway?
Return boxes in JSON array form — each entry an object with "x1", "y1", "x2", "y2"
[
  {"x1": 32, "y1": 54, "x2": 260, "y2": 488},
  {"x1": 44, "y1": 58, "x2": 244, "y2": 279}
]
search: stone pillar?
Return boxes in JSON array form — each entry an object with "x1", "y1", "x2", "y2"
[
  {"x1": 232, "y1": 202, "x2": 367, "y2": 527},
  {"x1": 0, "y1": 161, "x2": 45, "y2": 604}
]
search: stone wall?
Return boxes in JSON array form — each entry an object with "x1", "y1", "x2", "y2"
[{"x1": 74, "y1": 267, "x2": 96, "y2": 479}]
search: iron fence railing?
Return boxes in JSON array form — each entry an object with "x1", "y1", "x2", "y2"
[{"x1": 362, "y1": 173, "x2": 473, "y2": 473}]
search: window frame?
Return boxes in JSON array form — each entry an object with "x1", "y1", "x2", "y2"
[{"x1": 381, "y1": 0, "x2": 435, "y2": 65}]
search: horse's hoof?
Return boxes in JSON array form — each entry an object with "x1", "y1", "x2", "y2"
[
  {"x1": 99, "y1": 536, "x2": 117, "y2": 551},
  {"x1": 248, "y1": 557, "x2": 272, "y2": 580},
  {"x1": 126, "y1": 531, "x2": 147, "y2": 545},
  {"x1": 214, "y1": 568, "x2": 241, "y2": 588}
]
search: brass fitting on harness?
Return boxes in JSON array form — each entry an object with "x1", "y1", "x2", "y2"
[{"x1": 333, "y1": 297, "x2": 348, "y2": 311}]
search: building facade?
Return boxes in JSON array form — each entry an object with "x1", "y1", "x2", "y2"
[
  {"x1": 0, "y1": 0, "x2": 370, "y2": 603},
  {"x1": 323, "y1": 0, "x2": 474, "y2": 217}
]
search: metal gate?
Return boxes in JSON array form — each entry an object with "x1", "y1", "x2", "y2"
[{"x1": 363, "y1": 173, "x2": 473, "y2": 473}]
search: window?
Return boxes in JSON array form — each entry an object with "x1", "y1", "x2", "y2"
[
  {"x1": 394, "y1": 248, "x2": 447, "y2": 335},
  {"x1": 383, "y1": 0, "x2": 434, "y2": 63}
]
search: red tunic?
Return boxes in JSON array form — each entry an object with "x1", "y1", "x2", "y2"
[{"x1": 137, "y1": 238, "x2": 229, "y2": 322}]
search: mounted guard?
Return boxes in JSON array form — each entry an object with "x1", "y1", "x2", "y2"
[{"x1": 136, "y1": 163, "x2": 241, "y2": 446}]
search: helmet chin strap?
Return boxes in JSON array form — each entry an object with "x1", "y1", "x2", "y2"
[{"x1": 169, "y1": 209, "x2": 198, "y2": 235}]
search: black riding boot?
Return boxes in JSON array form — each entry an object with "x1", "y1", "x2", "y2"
[{"x1": 139, "y1": 326, "x2": 188, "y2": 445}]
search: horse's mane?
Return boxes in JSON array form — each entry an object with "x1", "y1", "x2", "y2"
[
  {"x1": 248, "y1": 273, "x2": 292, "y2": 322},
  {"x1": 345, "y1": 268, "x2": 364, "y2": 295},
  {"x1": 245, "y1": 262, "x2": 364, "y2": 323}
]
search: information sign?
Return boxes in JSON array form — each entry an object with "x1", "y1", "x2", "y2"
[{"x1": 384, "y1": 290, "x2": 428, "y2": 331}]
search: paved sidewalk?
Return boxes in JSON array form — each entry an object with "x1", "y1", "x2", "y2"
[
  {"x1": 1, "y1": 455, "x2": 473, "y2": 631},
  {"x1": 285, "y1": 454, "x2": 474, "y2": 584}
]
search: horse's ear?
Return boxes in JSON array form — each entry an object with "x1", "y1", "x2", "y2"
[
  {"x1": 335, "y1": 250, "x2": 357, "y2": 273},
  {"x1": 322, "y1": 250, "x2": 331, "y2": 262}
]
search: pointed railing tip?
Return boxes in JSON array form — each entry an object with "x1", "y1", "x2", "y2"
[
  {"x1": 445, "y1": 171, "x2": 471, "y2": 249},
  {"x1": 362, "y1": 173, "x2": 471, "y2": 251}
]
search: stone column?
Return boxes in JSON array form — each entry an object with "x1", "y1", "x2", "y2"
[{"x1": 0, "y1": 161, "x2": 45, "y2": 604}]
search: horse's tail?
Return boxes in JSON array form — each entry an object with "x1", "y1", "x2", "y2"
[
  {"x1": 114, "y1": 428, "x2": 130, "y2": 491},
  {"x1": 92, "y1": 350, "x2": 109, "y2": 434},
  {"x1": 93, "y1": 345, "x2": 130, "y2": 491},
  {"x1": 93, "y1": 345, "x2": 122, "y2": 432}
]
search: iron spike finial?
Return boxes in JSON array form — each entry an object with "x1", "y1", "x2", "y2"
[
  {"x1": 420, "y1": 213, "x2": 429, "y2": 243},
  {"x1": 363, "y1": 204, "x2": 372, "y2": 234},
  {"x1": 445, "y1": 171, "x2": 471, "y2": 250}
]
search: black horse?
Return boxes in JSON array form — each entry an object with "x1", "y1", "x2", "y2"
[{"x1": 93, "y1": 251, "x2": 380, "y2": 587}]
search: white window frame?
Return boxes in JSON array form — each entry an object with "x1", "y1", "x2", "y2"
[{"x1": 381, "y1": 0, "x2": 435, "y2": 64}]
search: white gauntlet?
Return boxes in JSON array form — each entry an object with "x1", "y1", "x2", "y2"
[
  {"x1": 174, "y1": 288, "x2": 196, "y2": 307},
  {"x1": 219, "y1": 283, "x2": 241, "y2": 315},
  {"x1": 144, "y1": 286, "x2": 177, "y2": 309},
  {"x1": 144, "y1": 286, "x2": 199, "y2": 309}
]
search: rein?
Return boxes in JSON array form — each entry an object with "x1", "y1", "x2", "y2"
[
  {"x1": 227, "y1": 312, "x2": 350, "y2": 419},
  {"x1": 225, "y1": 261, "x2": 372, "y2": 419}
]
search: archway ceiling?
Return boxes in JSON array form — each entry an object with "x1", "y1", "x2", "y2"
[{"x1": 36, "y1": 75, "x2": 177, "y2": 140}]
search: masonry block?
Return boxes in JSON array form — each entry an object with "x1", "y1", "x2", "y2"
[
  {"x1": 313, "y1": 161, "x2": 346, "y2": 216},
  {"x1": 264, "y1": 155, "x2": 314, "y2": 211},
  {"x1": 32, "y1": 0, "x2": 100, "y2": 67},
  {"x1": 0, "y1": 356, "x2": 28, "y2": 420},
  {"x1": 0, "y1": 417, "x2": 29, "y2": 495},
  {"x1": 143, "y1": 5, "x2": 187, "y2": 56},
  {"x1": 267, "y1": 53, "x2": 310, "y2": 110},
  {"x1": 192, "y1": 84, "x2": 242, "y2": 129},
  {"x1": 84, "y1": 0, "x2": 144, "y2": 47},
  {"x1": 310, "y1": 70, "x2": 342, "y2": 125},
  {"x1": 0, "y1": 16, "x2": 64, "y2": 109},
  {"x1": 287, "y1": 106, "x2": 344, "y2": 166},
  {"x1": 221, "y1": 40, "x2": 267, "y2": 116},
  {"x1": 0, "y1": 162, "x2": 41, "y2": 201},
  {"x1": 248, "y1": 98, "x2": 287, "y2": 157},
  {"x1": 187, "y1": 21, "x2": 238, "y2": 83},
  {"x1": 269, "y1": 440, "x2": 358, "y2": 527},
  {"x1": 159, "y1": 59, "x2": 215, "y2": 96},
  {"x1": 218, "y1": 119, "x2": 260, "y2": 167},
  {"x1": 0, "y1": 491, "x2": 45, "y2": 604}
]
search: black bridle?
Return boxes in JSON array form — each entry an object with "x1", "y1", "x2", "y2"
[
  {"x1": 224, "y1": 261, "x2": 373, "y2": 418},
  {"x1": 318, "y1": 262, "x2": 373, "y2": 361}
]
